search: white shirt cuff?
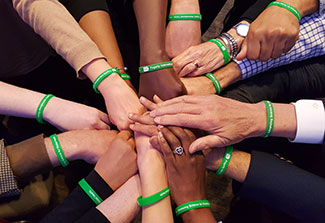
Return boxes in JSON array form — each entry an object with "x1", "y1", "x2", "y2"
[{"x1": 290, "y1": 100, "x2": 325, "y2": 144}]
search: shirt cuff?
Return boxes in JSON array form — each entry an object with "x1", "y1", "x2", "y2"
[{"x1": 290, "y1": 100, "x2": 325, "y2": 144}]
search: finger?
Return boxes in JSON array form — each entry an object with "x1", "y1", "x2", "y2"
[
  {"x1": 246, "y1": 36, "x2": 261, "y2": 61},
  {"x1": 183, "y1": 128, "x2": 197, "y2": 142},
  {"x1": 152, "y1": 103, "x2": 201, "y2": 118},
  {"x1": 189, "y1": 135, "x2": 227, "y2": 153},
  {"x1": 271, "y1": 39, "x2": 286, "y2": 59},
  {"x1": 186, "y1": 67, "x2": 208, "y2": 77},
  {"x1": 117, "y1": 130, "x2": 133, "y2": 141},
  {"x1": 283, "y1": 38, "x2": 296, "y2": 54},
  {"x1": 178, "y1": 63, "x2": 197, "y2": 77},
  {"x1": 154, "y1": 95, "x2": 202, "y2": 108},
  {"x1": 139, "y1": 96, "x2": 157, "y2": 111},
  {"x1": 129, "y1": 123, "x2": 158, "y2": 137},
  {"x1": 259, "y1": 39, "x2": 273, "y2": 62},
  {"x1": 172, "y1": 51, "x2": 193, "y2": 74},
  {"x1": 154, "y1": 114, "x2": 203, "y2": 129},
  {"x1": 157, "y1": 131, "x2": 174, "y2": 162},
  {"x1": 149, "y1": 136, "x2": 160, "y2": 150},
  {"x1": 160, "y1": 127, "x2": 182, "y2": 155},
  {"x1": 167, "y1": 126, "x2": 191, "y2": 155},
  {"x1": 127, "y1": 137, "x2": 136, "y2": 149},
  {"x1": 99, "y1": 112, "x2": 111, "y2": 125},
  {"x1": 236, "y1": 39, "x2": 248, "y2": 60},
  {"x1": 153, "y1": 95, "x2": 164, "y2": 104},
  {"x1": 95, "y1": 121, "x2": 111, "y2": 130},
  {"x1": 128, "y1": 113, "x2": 155, "y2": 125}
]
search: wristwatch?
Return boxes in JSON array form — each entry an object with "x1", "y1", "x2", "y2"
[{"x1": 233, "y1": 23, "x2": 250, "y2": 37}]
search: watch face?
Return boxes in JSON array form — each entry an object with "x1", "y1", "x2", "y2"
[{"x1": 236, "y1": 24, "x2": 250, "y2": 37}]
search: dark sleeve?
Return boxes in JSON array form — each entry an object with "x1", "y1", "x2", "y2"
[
  {"x1": 41, "y1": 170, "x2": 113, "y2": 223},
  {"x1": 240, "y1": 150, "x2": 325, "y2": 222},
  {"x1": 76, "y1": 208, "x2": 110, "y2": 223},
  {"x1": 238, "y1": 0, "x2": 273, "y2": 23},
  {"x1": 60, "y1": 0, "x2": 109, "y2": 22}
]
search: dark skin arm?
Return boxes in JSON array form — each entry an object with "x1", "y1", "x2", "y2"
[{"x1": 133, "y1": 0, "x2": 186, "y2": 100}]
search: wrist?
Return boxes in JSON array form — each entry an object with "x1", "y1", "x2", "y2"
[
  {"x1": 247, "y1": 102, "x2": 268, "y2": 138},
  {"x1": 181, "y1": 207, "x2": 215, "y2": 223},
  {"x1": 140, "y1": 50, "x2": 170, "y2": 67},
  {"x1": 278, "y1": 0, "x2": 318, "y2": 17},
  {"x1": 213, "y1": 62, "x2": 241, "y2": 90},
  {"x1": 170, "y1": 0, "x2": 200, "y2": 14}
]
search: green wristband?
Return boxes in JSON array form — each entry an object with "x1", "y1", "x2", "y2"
[
  {"x1": 78, "y1": 178, "x2": 103, "y2": 205},
  {"x1": 216, "y1": 146, "x2": 233, "y2": 176},
  {"x1": 137, "y1": 187, "x2": 170, "y2": 206},
  {"x1": 168, "y1": 14, "x2": 202, "y2": 21},
  {"x1": 139, "y1": 62, "x2": 173, "y2": 74},
  {"x1": 208, "y1": 39, "x2": 230, "y2": 65},
  {"x1": 93, "y1": 68, "x2": 121, "y2": 94},
  {"x1": 50, "y1": 134, "x2": 69, "y2": 167},
  {"x1": 205, "y1": 73, "x2": 222, "y2": 95},
  {"x1": 175, "y1": 200, "x2": 211, "y2": 216},
  {"x1": 36, "y1": 94, "x2": 55, "y2": 124},
  {"x1": 262, "y1": 100, "x2": 274, "y2": 138},
  {"x1": 120, "y1": 73, "x2": 131, "y2": 80},
  {"x1": 267, "y1": 1, "x2": 301, "y2": 21}
]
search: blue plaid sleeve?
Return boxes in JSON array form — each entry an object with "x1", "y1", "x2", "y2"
[
  {"x1": 0, "y1": 139, "x2": 20, "y2": 199},
  {"x1": 320, "y1": 0, "x2": 325, "y2": 16},
  {"x1": 235, "y1": 13, "x2": 325, "y2": 80}
]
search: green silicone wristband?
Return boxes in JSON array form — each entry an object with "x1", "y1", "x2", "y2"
[
  {"x1": 50, "y1": 134, "x2": 69, "y2": 167},
  {"x1": 208, "y1": 39, "x2": 230, "y2": 65},
  {"x1": 36, "y1": 94, "x2": 55, "y2": 124},
  {"x1": 78, "y1": 178, "x2": 103, "y2": 205},
  {"x1": 262, "y1": 100, "x2": 274, "y2": 138},
  {"x1": 175, "y1": 200, "x2": 211, "y2": 216},
  {"x1": 267, "y1": 1, "x2": 301, "y2": 21},
  {"x1": 168, "y1": 14, "x2": 202, "y2": 21},
  {"x1": 137, "y1": 187, "x2": 170, "y2": 206},
  {"x1": 139, "y1": 62, "x2": 173, "y2": 74},
  {"x1": 205, "y1": 73, "x2": 222, "y2": 95},
  {"x1": 120, "y1": 73, "x2": 131, "y2": 80},
  {"x1": 216, "y1": 146, "x2": 233, "y2": 176},
  {"x1": 93, "y1": 68, "x2": 121, "y2": 94}
]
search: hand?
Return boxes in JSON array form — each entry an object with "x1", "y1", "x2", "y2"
[
  {"x1": 165, "y1": 0, "x2": 201, "y2": 58},
  {"x1": 149, "y1": 95, "x2": 266, "y2": 153},
  {"x1": 236, "y1": 7, "x2": 299, "y2": 61},
  {"x1": 43, "y1": 97, "x2": 110, "y2": 131},
  {"x1": 139, "y1": 68, "x2": 187, "y2": 101},
  {"x1": 172, "y1": 41, "x2": 225, "y2": 77},
  {"x1": 100, "y1": 74, "x2": 146, "y2": 130},
  {"x1": 95, "y1": 130, "x2": 137, "y2": 190}
]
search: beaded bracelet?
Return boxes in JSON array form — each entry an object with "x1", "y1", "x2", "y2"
[
  {"x1": 93, "y1": 68, "x2": 121, "y2": 94},
  {"x1": 205, "y1": 73, "x2": 222, "y2": 95},
  {"x1": 267, "y1": 1, "x2": 301, "y2": 21},
  {"x1": 208, "y1": 39, "x2": 230, "y2": 65},
  {"x1": 137, "y1": 187, "x2": 170, "y2": 206},
  {"x1": 79, "y1": 178, "x2": 103, "y2": 205},
  {"x1": 175, "y1": 200, "x2": 211, "y2": 216},
  {"x1": 139, "y1": 62, "x2": 173, "y2": 74},
  {"x1": 36, "y1": 94, "x2": 55, "y2": 124},
  {"x1": 50, "y1": 134, "x2": 69, "y2": 167},
  {"x1": 168, "y1": 14, "x2": 202, "y2": 21},
  {"x1": 216, "y1": 146, "x2": 233, "y2": 176},
  {"x1": 261, "y1": 100, "x2": 274, "y2": 138}
]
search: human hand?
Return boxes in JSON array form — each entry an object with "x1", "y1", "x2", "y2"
[
  {"x1": 100, "y1": 74, "x2": 146, "y2": 130},
  {"x1": 236, "y1": 7, "x2": 299, "y2": 61},
  {"x1": 166, "y1": 0, "x2": 201, "y2": 58},
  {"x1": 172, "y1": 41, "x2": 226, "y2": 77},
  {"x1": 94, "y1": 130, "x2": 137, "y2": 190},
  {"x1": 139, "y1": 68, "x2": 187, "y2": 101},
  {"x1": 45, "y1": 129, "x2": 118, "y2": 165},
  {"x1": 43, "y1": 97, "x2": 110, "y2": 131},
  {"x1": 149, "y1": 95, "x2": 266, "y2": 153}
]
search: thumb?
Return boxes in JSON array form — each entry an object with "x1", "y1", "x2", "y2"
[
  {"x1": 236, "y1": 39, "x2": 248, "y2": 61},
  {"x1": 189, "y1": 135, "x2": 225, "y2": 153}
]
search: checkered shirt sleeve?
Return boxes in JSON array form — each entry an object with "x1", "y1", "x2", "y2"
[
  {"x1": 320, "y1": 0, "x2": 325, "y2": 16},
  {"x1": 0, "y1": 139, "x2": 20, "y2": 199},
  {"x1": 235, "y1": 13, "x2": 325, "y2": 80}
]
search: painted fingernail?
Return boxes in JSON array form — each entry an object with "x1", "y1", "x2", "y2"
[
  {"x1": 158, "y1": 131, "x2": 163, "y2": 138},
  {"x1": 139, "y1": 96, "x2": 145, "y2": 102}
]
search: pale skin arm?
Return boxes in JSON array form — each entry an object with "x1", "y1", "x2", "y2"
[
  {"x1": 147, "y1": 95, "x2": 297, "y2": 152},
  {"x1": 0, "y1": 81, "x2": 110, "y2": 131},
  {"x1": 136, "y1": 133, "x2": 173, "y2": 223}
]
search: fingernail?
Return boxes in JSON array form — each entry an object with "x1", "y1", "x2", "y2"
[
  {"x1": 149, "y1": 111, "x2": 156, "y2": 117},
  {"x1": 158, "y1": 125, "x2": 163, "y2": 129},
  {"x1": 128, "y1": 113, "x2": 133, "y2": 118},
  {"x1": 139, "y1": 96, "x2": 145, "y2": 102},
  {"x1": 154, "y1": 117, "x2": 160, "y2": 123},
  {"x1": 158, "y1": 131, "x2": 163, "y2": 138},
  {"x1": 129, "y1": 124, "x2": 134, "y2": 129}
]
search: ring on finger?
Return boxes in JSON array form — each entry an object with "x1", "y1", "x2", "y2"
[
  {"x1": 174, "y1": 146, "x2": 184, "y2": 156},
  {"x1": 193, "y1": 61, "x2": 199, "y2": 68}
]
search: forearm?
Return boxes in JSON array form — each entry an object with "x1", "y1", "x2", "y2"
[
  {"x1": 12, "y1": 0, "x2": 104, "y2": 75},
  {"x1": 133, "y1": 0, "x2": 169, "y2": 64},
  {"x1": 170, "y1": 0, "x2": 200, "y2": 14},
  {"x1": 138, "y1": 146, "x2": 173, "y2": 222},
  {"x1": 279, "y1": 0, "x2": 319, "y2": 17}
]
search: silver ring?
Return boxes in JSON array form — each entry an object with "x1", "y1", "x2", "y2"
[
  {"x1": 174, "y1": 146, "x2": 184, "y2": 156},
  {"x1": 193, "y1": 62, "x2": 199, "y2": 68}
]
